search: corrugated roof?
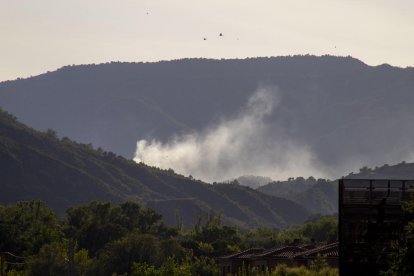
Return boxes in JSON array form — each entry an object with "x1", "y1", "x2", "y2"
[
  {"x1": 217, "y1": 243, "x2": 339, "y2": 261},
  {"x1": 218, "y1": 248, "x2": 264, "y2": 260},
  {"x1": 255, "y1": 246, "x2": 307, "y2": 258},
  {"x1": 293, "y1": 242, "x2": 339, "y2": 258}
]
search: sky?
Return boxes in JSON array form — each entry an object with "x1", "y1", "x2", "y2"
[{"x1": 1, "y1": 0, "x2": 413, "y2": 82}]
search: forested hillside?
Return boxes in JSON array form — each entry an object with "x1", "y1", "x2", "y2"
[
  {"x1": 258, "y1": 162, "x2": 414, "y2": 215},
  {"x1": 345, "y1": 162, "x2": 414, "y2": 179},
  {"x1": 1, "y1": 55, "x2": 413, "y2": 181},
  {"x1": 0, "y1": 108, "x2": 309, "y2": 229},
  {"x1": 258, "y1": 178, "x2": 338, "y2": 215}
]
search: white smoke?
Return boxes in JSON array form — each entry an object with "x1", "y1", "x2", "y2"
[{"x1": 134, "y1": 87, "x2": 328, "y2": 182}]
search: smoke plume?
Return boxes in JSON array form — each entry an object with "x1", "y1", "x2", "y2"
[{"x1": 134, "y1": 87, "x2": 328, "y2": 182}]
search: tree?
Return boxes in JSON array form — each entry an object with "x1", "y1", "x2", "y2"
[
  {"x1": 301, "y1": 216, "x2": 338, "y2": 243},
  {"x1": 65, "y1": 201, "x2": 126, "y2": 256},
  {"x1": 0, "y1": 201, "x2": 62, "y2": 256},
  {"x1": 27, "y1": 242, "x2": 68, "y2": 276},
  {"x1": 26, "y1": 241, "x2": 95, "y2": 276},
  {"x1": 97, "y1": 232, "x2": 162, "y2": 275},
  {"x1": 382, "y1": 199, "x2": 414, "y2": 275},
  {"x1": 65, "y1": 201, "x2": 167, "y2": 256}
]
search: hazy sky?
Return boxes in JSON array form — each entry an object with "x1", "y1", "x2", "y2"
[{"x1": 1, "y1": 0, "x2": 413, "y2": 81}]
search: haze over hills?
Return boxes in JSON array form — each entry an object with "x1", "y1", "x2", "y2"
[
  {"x1": 0, "y1": 108, "x2": 309, "y2": 229},
  {"x1": 257, "y1": 162, "x2": 414, "y2": 215},
  {"x1": 258, "y1": 177, "x2": 338, "y2": 215},
  {"x1": 1, "y1": 56, "x2": 414, "y2": 182}
]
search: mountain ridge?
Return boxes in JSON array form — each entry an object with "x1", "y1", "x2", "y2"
[
  {"x1": 0, "y1": 108, "x2": 309, "y2": 229},
  {"x1": 1, "y1": 55, "x2": 413, "y2": 181}
]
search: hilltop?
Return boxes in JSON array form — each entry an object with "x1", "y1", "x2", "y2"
[
  {"x1": 1, "y1": 56, "x2": 413, "y2": 179},
  {"x1": 0, "y1": 108, "x2": 309, "y2": 229}
]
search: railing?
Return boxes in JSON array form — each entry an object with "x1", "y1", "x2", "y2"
[{"x1": 341, "y1": 179, "x2": 414, "y2": 206}]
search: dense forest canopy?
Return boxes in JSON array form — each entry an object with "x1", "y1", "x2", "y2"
[{"x1": 0, "y1": 200, "x2": 338, "y2": 276}]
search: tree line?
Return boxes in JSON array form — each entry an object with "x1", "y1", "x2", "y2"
[{"x1": 0, "y1": 200, "x2": 340, "y2": 275}]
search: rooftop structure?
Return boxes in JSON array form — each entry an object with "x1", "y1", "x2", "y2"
[
  {"x1": 339, "y1": 179, "x2": 414, "y2": 275},
  {"x1": 217, "y1": 243, "x2": 338, "y2": 275}
]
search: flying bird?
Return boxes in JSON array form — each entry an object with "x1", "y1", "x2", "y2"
[{"x1": 219, "y1": 33, "x2": 223, "y2": 37}]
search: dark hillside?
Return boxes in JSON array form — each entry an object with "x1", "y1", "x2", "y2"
[
  {"x1": 259, "y1": 161, "x2": 414, "y2": 215},
  {"x1": 1, "y1": 56, "x2": 413, "y2": 177},
  {"x1": 258, "y1": 178, "x2": 338, "y2": 215},
  {"x1": 345, "y1": 162, "x2": 414, "y2": 179},
  {"x1": 0, "y1": 108, "x2": 309, "y2": 228}
]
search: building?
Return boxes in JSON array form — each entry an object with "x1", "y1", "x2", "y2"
[
  {"x1": 251, "y1": 245, "x2": 308, "y2": 272},
  {"x1": 292, "y1": 242, "x2": 338, "y2": 268},
  {"x1": 217, "y1": 248, "x2": 264, "y2": 275},
  {"x1": 339, "y1": 179, "x2": 414, "y2": 275},
  {"x1": 217, "y1": 243, "x2": 338, "y2": 275}
]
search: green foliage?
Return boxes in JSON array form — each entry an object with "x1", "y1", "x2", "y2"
[
  {"x1": 131, "y1": 256, "x2": 220, "y2": 276},
  {"x1": 131, "y1": 258, "x2": 192, "y2": 276},
  {"x1": 73, "y1": 248, "x2": 95, "y2": 276},
  {"x1": 188, "y1": 256, "x2": 220, "y2": 276},
  {"x1": 301, "y1": 215, "x2": 338, "y2": 243},
  {"x1": 66, "y1": 201, "x2": 127, "y2": 255},
  {"x1": 26, "y1": 242, "x2": 68, "y2": 276},
  {"x1": 240, "y1": 215, "x2": 337, "y2": 249},
  {"x1": 381, "y1": 199, "x2": 414, "y2": 276},
  {"x1": 97, "y1": 232, "x2": 162, "y2": 275},
  {"x1": 234, "y1": 263, "x2": 338, "y2": 276},
  {"x1": 65, "y1": 201, "x2": 170, "y2": 256},
  {"x1": 186, "y1": 212, "x2": 242, "y2": 257},
  {"x1": 0, "y1": 201, "x2": 62, "y2": 256},
  {"x1": 309, "y1": 254, "x2": 329, "y2": 272},
  {"x1": 0, "y1": 200, "x2": 337, "y2": 276},
  {"x1": 25, "y1": 241, "x2": 95, "y2": 276},
  {"x1": 271, "y1": 264, "x2": 338, "y2": 276}
]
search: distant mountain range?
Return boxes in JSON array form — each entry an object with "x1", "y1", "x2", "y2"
[
  {"x1": 2, "y1": 55, "x2": 414, "y2": 227},
  {"x1": 0, "y1": 108, "x2": 310, "y2": 229},
  {"x1": 236, "y1": 175, "x2": 273, "y2": 189},
  {"x1": 3, "y1": 106, "x2": 414, "y2": 228},
  {"x1": 1, "y1": 55, "x2": 413, "y2": 180},
  {"x1": 257, "y1": 163, "x2": 414, "y2": 215},
  {"x1": 257, "y1": 178, "x2": 338, "y2": 215}
]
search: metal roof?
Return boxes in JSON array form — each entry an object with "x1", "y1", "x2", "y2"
[
  {"x1": 218, "y1": 248, "x2": 264, "y2": 260},
  {"x1": 254, "y1": 246, "x2": 307, "y2": 259},
  {"x1": 218, "y1": 243, "x2": 339, "y2": 260},
  {"x1": 293, "y1": 242, "x2": 339, "y2": 258}
]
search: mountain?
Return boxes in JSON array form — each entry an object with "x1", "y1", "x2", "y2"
[
  {"x1": 258, "y1": 162, "x2": 414, "y2": 215},
  {"x1": 236, "y1": 175, "x2": 273, "y2": 189},
  {"x1": 0, "y1": 108, "x2": 309, "y2": 229},
  {"x1": 345, "y1": 162, "x2": 414, "y2": 179},
  {"x1": 257, "y1": 177, "x2": 338, "y2": 215},
  {"x1": 1, "y1": 56, "x2": 413, "y2": 180}
]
